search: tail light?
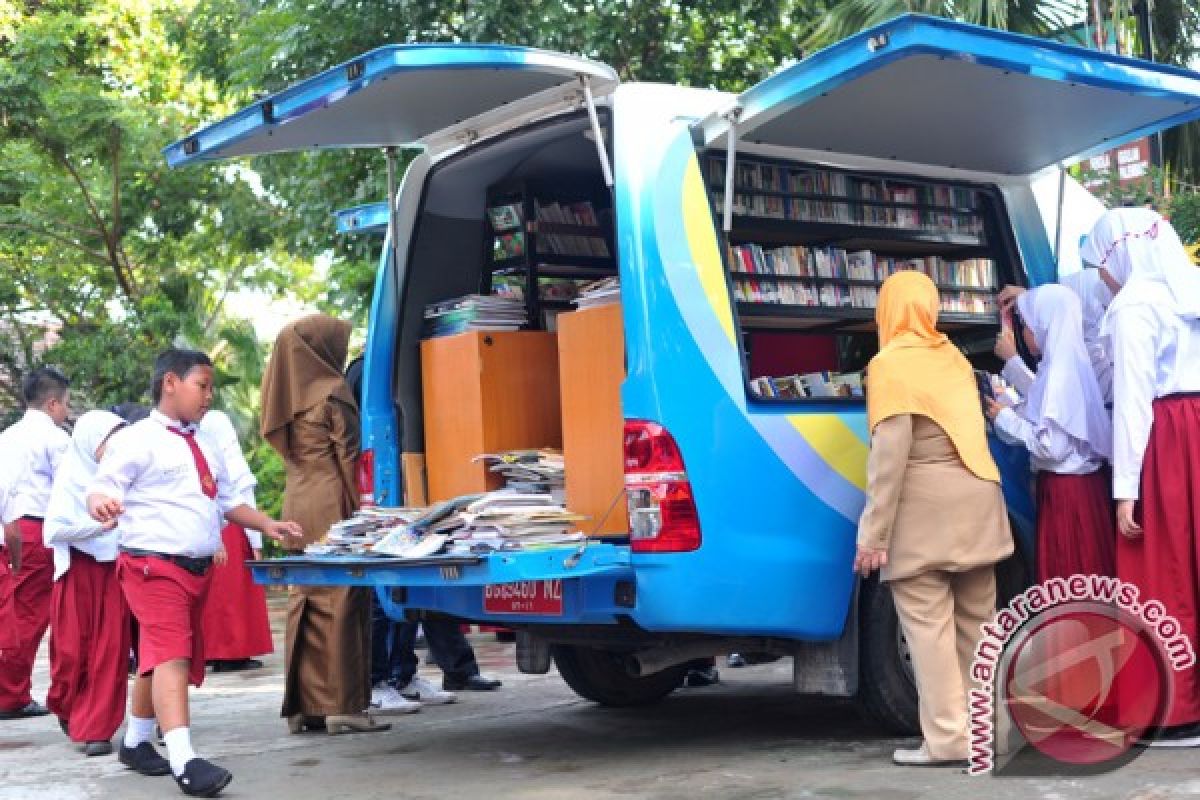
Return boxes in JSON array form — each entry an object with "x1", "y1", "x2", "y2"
[
  {"x1": 623, "y1": 420, "x2": 701, "y2": 553},
  {"x1": 357, "y1": 449, "x2": 376, "y2": 507}
]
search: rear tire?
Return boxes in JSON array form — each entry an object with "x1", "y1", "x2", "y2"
[
  {"x1": 855, "y1": 577, "x2": 920, "y2": 735},
  {"x1": 552, "y1": 645, "x2": 686, "y2": 707},
  {"x1": 854, "y1": 546, "x2": 1033, "y2": 735}
]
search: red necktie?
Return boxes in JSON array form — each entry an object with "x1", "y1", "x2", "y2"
[{"x1": 169, "y1": 427, "x2": 218, "y2": 499}]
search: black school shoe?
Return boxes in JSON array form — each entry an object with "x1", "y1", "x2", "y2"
[
  {"x1": 83, "y1": 740, "x2": 113, "y2": 757},
  {"x1": 209, "y1": 658, "x2": 264, "y2": 673},
  {"x1": 175, "y1": 758, "x2": 233, "y2": 797},
  {"x1": 119, "y1": 741, "x2": 173, "y2": 776},
  {"x1": 0, "y1": 700, "x2": 51, "y2": 719},
  {"x1": 442, "y1": 674, "x2": 502, "y2": 691}
]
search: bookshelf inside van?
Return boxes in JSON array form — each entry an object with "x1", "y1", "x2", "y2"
[
  {"x1": 705, "y1": 154, "x2": 1013, "y2": 402},
  {"x1": 482, "y1": 177, "x2": 616, "y2": 330}
]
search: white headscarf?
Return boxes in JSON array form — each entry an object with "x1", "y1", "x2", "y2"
[
  {"x1": 199, "y1": 410, "x2": 256, "y2": 508},
  {"x1": 1016, "y1": 285, "x2": 1113, "y2": 460},
  {"x1": 43, "y1": 410, "x2": 125, "y2": 581},
  {"x1": 1080, "y1": 208, "x2": 1200, "y2": 331}
]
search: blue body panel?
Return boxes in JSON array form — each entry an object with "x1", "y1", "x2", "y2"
[{"x1": 335, "y1": 202, "x2": 389, "y2": 235}]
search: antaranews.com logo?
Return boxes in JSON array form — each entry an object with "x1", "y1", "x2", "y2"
[{"x1": 968, "y1": 574, "x2": 1196, "y2": 776}]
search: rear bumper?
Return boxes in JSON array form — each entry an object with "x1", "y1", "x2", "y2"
[{"x1": 249, "y1": 543, "x2": 635, "y2": 626}]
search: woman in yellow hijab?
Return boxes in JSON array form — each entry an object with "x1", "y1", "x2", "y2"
[{"x1": 854, "y1": 272, "x2": 1012, "y2": 767}]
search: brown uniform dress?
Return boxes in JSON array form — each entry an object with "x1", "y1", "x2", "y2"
[
  {"x1": 279, "y1": 400, "x2": 371, "y2": 718},
  {"x1": 858, "y1": 414, "x2": 1013, "y2": 760},
  {"x1": 261, "y1": 315, "x2": 371, "y2": 721}
]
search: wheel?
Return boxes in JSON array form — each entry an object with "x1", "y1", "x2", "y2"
[
  {"x1": 855, "y1": 577, "x2": 920, "y2": 735},
  {"x1": 552, "y1": 644, "x2": 686, "y2": 707},
  {"x1": 854, "y1": 544, "x2": 1034, "y2": 736}
]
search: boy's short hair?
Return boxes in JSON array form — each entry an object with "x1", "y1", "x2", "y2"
[
  {"x1": 22, "y1": 367, "x2": 70, "y2": 408},
  {"x1": 151, "y1": 348, "x2": 213, "y2": 404}
]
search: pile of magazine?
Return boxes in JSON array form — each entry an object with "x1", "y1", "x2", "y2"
[
  {"x1": 370, "y1": 491, "x2": 586, "y2": 558},
  {"x1": 574, "y1": 277, "x2": 620, "y2": 309},
  {"x1": 304, "y1": 507, "x2": 425, "y2": 556},
  {"x1": 423, "y1": 294, "x2": 527, "y2": 338},
  {"x1": 474, "y1": 449, "x2": 565, "y2": 499}
]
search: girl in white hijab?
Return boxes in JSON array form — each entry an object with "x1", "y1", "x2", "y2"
[
  {"x1": 42, "y1": 410, "x2": 129, "y2": 755},
  {"x1": 987, "y1": 285, "x2": 1115, "y2": 581},
  {"x1": 1083, "y1": 207, "x2": 1200, "y2": 745}
]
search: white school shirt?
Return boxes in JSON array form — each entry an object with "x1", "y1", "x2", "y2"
[
  {"x1": 1109, "y1": 301, "x2": 1200, "y2": 499},
  {"x1": 0, "y1": 447, "x2": 20, "y2": 525},
  {"x1": 198, "y1": 411, "x2": 262, "y2": 550},
  {"x1": 1, "y1": 409, "x2": 70, "y2": 519},
  {"x1": 88, "y1": 410, "x2": 241, "y2": 558},
  {"x1": 993, "y1": 406, "x2": 1106, "y2": 476}
]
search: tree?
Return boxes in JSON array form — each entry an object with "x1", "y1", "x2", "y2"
[{"x1": 0, "y1": 0, "x2": 304, "y2": 418}]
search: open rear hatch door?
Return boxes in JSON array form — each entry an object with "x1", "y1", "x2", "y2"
[
  {"x1": 165, "y1": 44, "x2": 617, "y2": 165},
  {"x1": 696, "y1": 13, "x2": 1200, "y2": 176}
]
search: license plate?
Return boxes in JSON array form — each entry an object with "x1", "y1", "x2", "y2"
[{"x1": 482, "y1": 579, "x2": 563, "y2": 615}]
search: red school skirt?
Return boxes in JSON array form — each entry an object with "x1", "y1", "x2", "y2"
[
  {"x1": 1036, "y1": 469, "x2": 1116, "y2": 582},
  {"x1": 1118, "y1": 394, "x2": 1200, "y2": 728},
  {"x1": 200, "y1": 524, "x2": 273, "y2": 661}
]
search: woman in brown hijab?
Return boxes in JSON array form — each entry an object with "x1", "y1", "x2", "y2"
[{"x1": 261, "y1": 314, "x2": 389, "y2": 735}]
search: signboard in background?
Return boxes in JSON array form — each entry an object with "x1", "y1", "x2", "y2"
[{"x1": 1079, "y1": 138, "x2": 1152, "y2": 191}]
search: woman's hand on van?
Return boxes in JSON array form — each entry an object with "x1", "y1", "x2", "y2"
[{"x1": 853, "y1": 545, "x2": 888, "y2": 577}]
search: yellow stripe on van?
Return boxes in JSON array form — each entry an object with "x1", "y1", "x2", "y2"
[
  {"x1": 681, "y1": 160, "x2": 736, "y2": 345},
  {"x1": 787, "y1": 416, "x2": 869, "y2": 491}
]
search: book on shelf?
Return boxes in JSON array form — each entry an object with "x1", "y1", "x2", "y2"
[
  {"x1": 574, "y1": 276, "x2": 620, "y2": 309},
  {"x1": 751, "y1": 370, "x2": 864, "y2": 400},
  {"x1": 488, "y1": 203, "x2": 523, "y2": 231},
  {"x1": 533, "y1": 200, "x2": 610, "y2": 258},
  {"x1": 493, "y1": 231, "x2": 525, "y2": 260},
  {"x1": 726, "y1": 243, "x2": 996, "y2": 289},
  {"x1": 707, "y1": 156, "x2": 984, "y2": 235}
]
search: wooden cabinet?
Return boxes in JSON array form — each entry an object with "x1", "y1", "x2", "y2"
[
  {"x1": 558, "y1": 304, "x2": 628, "y2": 535},
  {"x1": 421, "y1": 331, "x2": 562, "y2": 502}
]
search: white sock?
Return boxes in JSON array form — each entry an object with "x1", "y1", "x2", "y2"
[
  {"x1": 123, "y1": 715, "x2": 156, "y2": 749},
  {"x1": 163, "y1": 726, "x2": 197, "y2": 776}
]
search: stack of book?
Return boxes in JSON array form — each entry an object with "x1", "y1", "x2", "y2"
[
  {"x1": 473, "y1": 449, "x2": 565, "y2": 498},
  {"x1": 751, "y1": 370, "x2": 863, "y2": 400},
  {"x1": 534, "y1": 200, "x2": 610, "y2": 258},
  {"x1": 574, "y1": 276, "x2": 620, "y2": 309},
  {"x1": 423, "y1": 294, "x2": 528, "y2": 337}
]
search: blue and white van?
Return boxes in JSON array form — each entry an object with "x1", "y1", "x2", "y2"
[{"x1": 168, "y1": 15, "x2": 1200, "y2": 730}]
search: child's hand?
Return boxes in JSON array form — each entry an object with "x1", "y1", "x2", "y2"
[
  {"x1": 1116, "y1": 500, "x2": 1142, "y2": 539},
  {"x1": 984, "y1": 397, "x2": 1005, "y2": 421},
  {"x1": 263, "y1": 519, "x2": 304, "y2": 544},
  {"x1": 87, "y1": 493, "x2": 123, "y2": 523},
  {"x1": 994, "y1": 328, "x2": 1018, "y2": 362},
  {"x1": 214, "y1": 546, "x2": 228, "y2": 566},
  {"x1": 997, "y1": 285, "x2": 1026, "y2": 311}
]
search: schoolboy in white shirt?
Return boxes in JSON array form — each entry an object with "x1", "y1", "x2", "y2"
[
  {"x1": 0, "y1": 367, "x2": 71, "y2": 720},
  {"x1": 88, "y1": 349, "x2": 302, "y2": 797}
]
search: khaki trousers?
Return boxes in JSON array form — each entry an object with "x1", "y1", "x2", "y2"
[{"x1": 889, "y1": 565, "x2": 996, "y2": 760}]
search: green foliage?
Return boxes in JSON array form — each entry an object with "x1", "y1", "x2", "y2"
[{"x1": 1168, "y1": 191, "x2": 1200, "y2": 245}]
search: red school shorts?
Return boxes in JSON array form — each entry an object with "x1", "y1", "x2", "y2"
[{"x1": 116, "y1": 553, "x2": 213, "y2": 687}]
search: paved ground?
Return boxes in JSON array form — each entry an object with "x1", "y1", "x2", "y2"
[{"x1": 2, "y1": 592, "x2": 1200, "y2": 800}]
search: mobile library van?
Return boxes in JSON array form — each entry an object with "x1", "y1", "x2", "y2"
[{"x1": 168, "y1": 15, "x2": 1200, "y2": 731}]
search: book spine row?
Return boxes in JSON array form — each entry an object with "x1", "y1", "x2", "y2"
[
  {"x1": 710, "y1": 159, "x2": 979, "y2": 211},
  {"x1": 727, "y1": 244, "x2": 996, "y2": 289},
  {"x1": 710, "y1": 191, "x2": 984, "y2": 234},
  {"x1": 533, "y1": 200, "x2": 610, "y2": 258},
  {"x1": 732, "y1": 280, "x2": 997, "y2": 314}
]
